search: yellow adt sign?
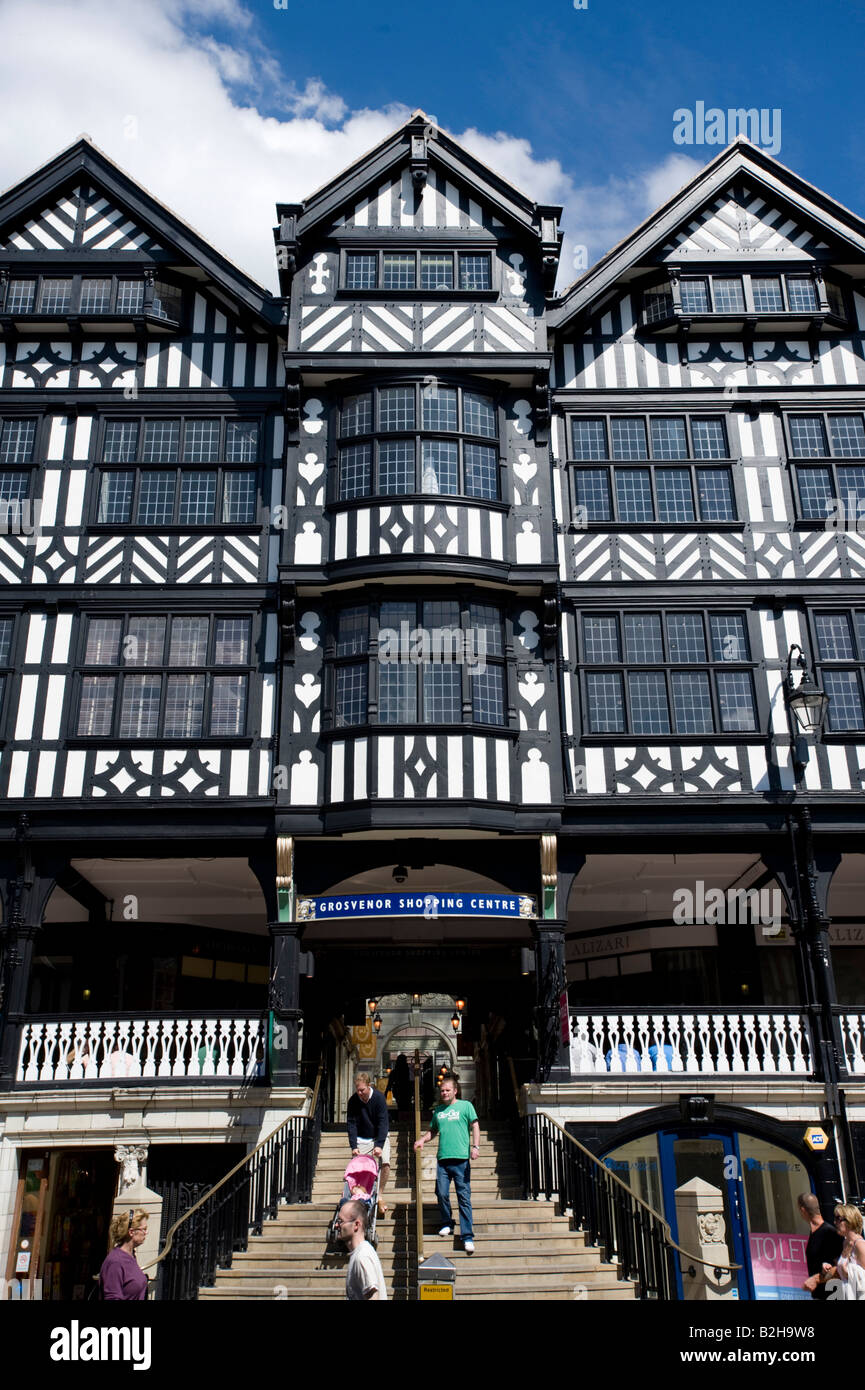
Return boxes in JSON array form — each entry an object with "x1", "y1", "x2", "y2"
[{"x1": 803, "y1": 1126, "x2": 830, "y2": 1153}]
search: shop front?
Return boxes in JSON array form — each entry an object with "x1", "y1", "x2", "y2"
[{"x1": 604, "y1": 1125, "x2": 815, "y2": 1300}]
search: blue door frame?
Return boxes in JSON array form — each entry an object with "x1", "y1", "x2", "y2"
[{"x1": 658, "y1": 1128, "x2": 756, "y2": 1300}]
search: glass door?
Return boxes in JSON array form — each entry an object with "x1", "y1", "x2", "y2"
[{"x1": 658, "y1": 1130, "x2": 754, "y2": 1300}]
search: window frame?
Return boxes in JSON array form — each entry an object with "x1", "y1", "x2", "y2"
[
  {"x1": 1, "y1": 272, "x2": 184, "y2": 325},
  {"x1": 71, "y1": 609, "x2": 257, "y2": 744},
  {"x1": 90, "y1": 414, "x2": 263, "y2": 530},
  {"x1": 785, "y1": 410, "x2": 865, "y2": 523},
  {"x1": 332, "y1": 377, "x2": 504, "y2": 504},
  {"x1": 577, "y1": 607, "x2": 761, "y2": 741},
  {"x1": 0, "y1": 614, "x2": 19, "y2": 740},
  {"x1": 639, "y1": 269, "x2": 845, "y2": 327},
  {"x1": 566, "y1": 413, "x2": 738, "y2": 526},
  {"x1": 339, "y1": 247, "x2": 497, "y2": 297},
  {"x1": 327, "y1": 595, "x2": 513, "y2": 733},
  {"x1": 809, "y1": 607, "x2": 865, "y2": 734}
]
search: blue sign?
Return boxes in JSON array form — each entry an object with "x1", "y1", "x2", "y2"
[{"x1": 297, "y1": 892, "x2": 535, "y2": 922}]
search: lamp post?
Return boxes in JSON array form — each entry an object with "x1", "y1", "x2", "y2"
[{"x1": 782, "y1": 644, "x2": 858, "y2": 1195}]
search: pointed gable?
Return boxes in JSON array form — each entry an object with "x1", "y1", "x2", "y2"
[
  {"x1": 661, "y1": 183, "x2": 830, "y2": 261},
  {"x1": 331, "y1": 165, "x2": 507, "y2": 234},
  {"x1": 0, "y1": 182, "x2": 164, "y2": 254},
  {"x1": 551, "y1": 141, "x2": 865, "y2": 333}
]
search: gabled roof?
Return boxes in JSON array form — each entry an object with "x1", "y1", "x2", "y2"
[
  {"x1": 0, "y1": 136, "x2": 277, "y2": 322},
  {"x1": 286, "y1": 111, "x2": 561, "y2": 243},
  {"x1": 549, "y1": 139, "x2": 865, "y2": 332}
]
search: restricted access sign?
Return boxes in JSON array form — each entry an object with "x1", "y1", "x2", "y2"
[
  {"x1": 803, "y1": 1125, "x2": 830, "y2": 1152},
  {"x1": 419, "y1": 1283, "x2": 453, "y2": 1300}
]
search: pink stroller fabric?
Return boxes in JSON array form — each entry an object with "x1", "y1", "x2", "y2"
[{"x1": 343, "y1": 1154, "x2": 378, "y2": 1197}]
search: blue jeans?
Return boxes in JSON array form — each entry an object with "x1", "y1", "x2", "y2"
[{"x1": 435, "y1": 1159, "x2": 473, "y2": 1239}]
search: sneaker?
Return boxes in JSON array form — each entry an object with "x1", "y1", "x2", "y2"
[
  {"x1": 438, "y1": 1226, "x2": 453, "y2": 1237},
  {"x1": 463, "y1": 1239, "x2": 475, "y2": 1254}
]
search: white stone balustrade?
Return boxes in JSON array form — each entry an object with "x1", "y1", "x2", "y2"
[
  {"x1": 569, "y1": 1010, "x2": 814, "y2": 1076},
  {"x1": 16, "y1": 1015, "x2": 266, "y2": 1085},
  {"x1": 838, "y1": 1012, "x2": 865, "y2": 1076}
]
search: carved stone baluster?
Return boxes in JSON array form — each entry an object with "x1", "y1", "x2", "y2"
[
  {"x1": 789, "y1": 1013, "x2": 809, "y2": 1074},
  {"x1": 98, "y1": 1021, "x2": 116, "y2": 1080},
  {"x1": 773, "y1": 1014, "x2": 792, "y2": 1073},
  {"x1": 757, "y1": 1014, "x2": 775, "y2": 1073},
  {"x1": 115, "y1": 1018, "x2": 132, "y2": 1072},
  {"x1": 187, "y1": 1017, "x2": 205, "y2": 1077},
  {"x1": 156, "y1": 1020, "x2": 173, "y2": 1077},
  {"x1": 697, "y1": 1015, "x2": 713, "y2": 1073},
  {"x1": 622, "y1": 1014, "x2": 639, "y2": 1071},
  {"x1": 173, "y1": 1017, "x2": 191, "y2": 1077},
  {"x1": 590, "y1": 1013, "x2": 606, "y2": 1065},
  {"x1": 68, "y1": 1021, "x2": 86, "y2": 1081},
  {"x1": 727, "y1": 1015, "x2": 744, "y2": 1073},
  {"x1": 227, "y1": 1019, "x2": 243, "y2": 1078},
  {"x1": 668, "y1": 1014, "x2": 684, "y2": 1072},
  {"x1": 143, "y1": 1017, "x2": 161, "y2": 1078},
  {"x1": 742, "y1": 1014, "x2": 760, "y2": 1072},
  {"x1": 131, "y1": 1020, "x2": 145, "y2": 1075},
  {"x1": 654, "y1": 1014, "x2": 670, "y2": 1073},
  {"x1": 55, "y1": 1021, "x2": 72, "y2": 1082},
  {"x1": 21, "y1": 1023, "x2": 38, "y2": 1082},
  {"x1": 637, "y1": 1014, "x2": 651, "y2": 1070},
  {"x1": 682, "y1": 1015, "x2": 698, "y2": 1072},
  {"x1": 845, "y1": 1014, "x2": 865, "y2": 1075},
  {"x1": 711, "y1": 1015, "x2": 730, "y2": 1073},
  {"x1": 607, "y1": 1014, "x2": 623, "y2": 1072},
  {"x1": 217, "y1": 1018, "x2": 233, "y2": 1078}
]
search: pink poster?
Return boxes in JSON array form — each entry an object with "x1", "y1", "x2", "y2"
[{"x1": 750, "y1": 1232, "x2": 810, "y2": 1300}]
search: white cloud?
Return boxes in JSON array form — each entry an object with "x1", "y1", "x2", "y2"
[{"x1": 0, "y1": 0, "x2": 704, "y2": 293}]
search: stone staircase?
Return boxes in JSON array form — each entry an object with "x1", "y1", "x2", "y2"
[{"x1": 198, "y1": 1120, "x2": 638, "y2": 1301}]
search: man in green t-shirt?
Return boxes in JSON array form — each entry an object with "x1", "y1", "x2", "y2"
[{"x1": 414, "y1": 1073, "x2": 480, "y2": 1253}]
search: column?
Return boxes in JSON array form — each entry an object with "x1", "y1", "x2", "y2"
[
  {"x1": 533, "y1": 920, "x2": 569, "y2": 1083},
  {"x1": 268, "y1": 835, "x2": 301, "y2": 1087},
  {"x1": 0, "y1": 850, "x2": 59, "y2": 1087}
]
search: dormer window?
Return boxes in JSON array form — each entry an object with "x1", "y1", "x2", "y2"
[
  {"x1": 1, "y1": 273, "x2": 180, "y2": 323},
  {"x1": 642, "y1": 270, "x2": 842, "y2": 326},
  {"x1": 342, "y1": 250, "x2": 493, "y2": 294}
]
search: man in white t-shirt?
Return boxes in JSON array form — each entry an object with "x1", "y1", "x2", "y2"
[{"x1": 337, "y1": 1199, "x2": 388, "y2": 1301}]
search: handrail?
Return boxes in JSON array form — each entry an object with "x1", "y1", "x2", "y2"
[
  {"x1": 537, "y1": 1110, "x2": 740, "y2": 1276},
  {"x1": 145, "y1": 1058, "x2": 325, "y2": 1294},
  {"x1": 506, "y1": 1059, "x2": 739, "y2": 1299},
  {"x1": 412, "y1": 1049, "x2": 424, "y2": 1264}
]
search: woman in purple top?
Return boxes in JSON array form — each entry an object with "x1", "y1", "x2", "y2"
[{"x1": 99, "y1": 1208, "x2": 149, "y2": 1301}]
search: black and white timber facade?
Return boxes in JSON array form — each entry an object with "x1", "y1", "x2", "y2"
[{"x1": 0, "y1": 115, "x2": 863, "y2": 1300}]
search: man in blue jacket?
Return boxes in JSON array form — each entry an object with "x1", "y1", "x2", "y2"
[{"x1": 347, "y1": 1072, "x2": 391, "y2": 1216}]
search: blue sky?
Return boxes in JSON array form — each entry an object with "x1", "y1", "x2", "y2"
[{"x1": 0, "y1": 0, "x2": 863, "y2": 290}]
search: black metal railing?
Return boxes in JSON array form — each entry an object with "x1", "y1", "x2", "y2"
[
  {"x1": 511, "y1": 1082, "x2": 738, "y2": 1300},
  {"x1": 520, "y1": 1112, "x2": 678, "y2": 1298},
  {"x1": 150, "y1": 1061, "x2": 325, "y2": 1300}
]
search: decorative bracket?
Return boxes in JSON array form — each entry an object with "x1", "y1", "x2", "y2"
[
  {"x1": 408, "y1": 116, "x2": 432, "y2": 190},
  {"x1": 283, "y1": 364, "x2": 301, "y2": 437},
  {"x1": 537, "y1": 205, "x2": 563, "y2": 295},
  {"x1": 279, "y1": 581, "x2": 296, "y2": 656},
  {"x1": 540, "y1": 833, "x2": 557, "y2": 919},
  {"x1": 532, "y1": 368, "x2": 551, "y2": 435},
  {"x1": 274, "y1": 203, "x2": 303, "y2": 294},
  {"x1": 276, "y1": 835, "x2": 294, "y2": 924}
]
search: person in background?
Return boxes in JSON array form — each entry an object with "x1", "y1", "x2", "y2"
[
  {"x1": 388, "y1": 1053, "x2": 412, "y2": 1117},
  {"x1": 337, "y1": 1200, "x2": 387, "y2": 1301},
  {"x1": 799, "y1": 1192, "x2": 843, "y2": 1299},
  {"x1": 347, "y1": 1071, "x2": 390, "y2": 1218},
  {"x1": 413, "y1": 1072, "x2": 480, "y2": 1254},
  {"x1": 820, "y1": 1204, "x2": 865, "y2": 1299},
  {"x1": 99, "y1": 1209, "x2": 149, "y2": 1301}
]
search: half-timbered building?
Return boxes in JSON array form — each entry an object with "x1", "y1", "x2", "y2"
[{"x1": 0, "y1": 116, "x2": 863, "y2": 1301}]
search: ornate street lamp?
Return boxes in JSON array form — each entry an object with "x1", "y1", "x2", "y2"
[
  {"x1": 785, "y1": 644, "x2": 829, "y2": 774},
  {"x1": 372, "y1": 1012, "x2": 383, "y2": 1035},
  {"x1": 454, "y1": 998, "x2": 466, "y2": 1014}
]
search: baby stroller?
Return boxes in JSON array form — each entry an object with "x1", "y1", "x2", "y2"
[{"x1": 328, "y1": 1153, "x2": 381, "y2": 1250}]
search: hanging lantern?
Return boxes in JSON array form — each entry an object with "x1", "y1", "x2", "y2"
[
  {"x1": 451, "y1": 1012, "x2": 460, "y2": 1031},
  {"x1": 373, "y1": 1013, "x2": 383, "y2": 1034},
  {"x1": 368, "y1": 998, "x2": 378, "y2": 1016},
  {"x1": 454, "y1": 998, "x2": 466, "y2": 1014}
]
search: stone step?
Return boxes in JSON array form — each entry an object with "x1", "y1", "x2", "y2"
[{"x1": 210, "y1": 1267, "x2": 622, "y2": 1291}]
